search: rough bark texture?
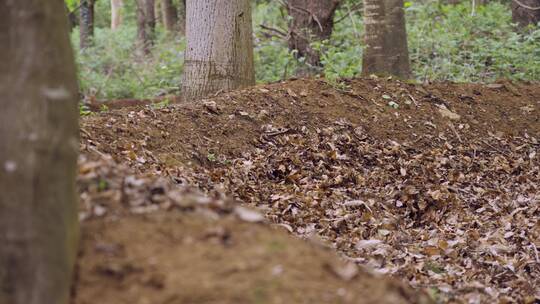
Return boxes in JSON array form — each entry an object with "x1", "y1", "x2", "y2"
[
  {"x1": 362, "y1": 0, "x2": 411, "y2": 78},
  {"x1": 137, "y1": 0, "x2": 155, "y2": 55},
  {"x1": 182, "y1": 0, "x2": 255, "y2": 102},
  {"x1": 362, "y1": 0, "x2": 388, "y2": 76},
  {"x1": 511, "y1": 0, "x2": 540, "y2": 27},
  {"x1": 383, "y1": 0, "x2": 411, "y2": 78},
  {"x1": 0, "y1": 1, "x2": 80, "y2": 304},
  {"x1": 111, "y1": 0, "x2": 124, "y2": 30},
  {"x1": 79, "y1": 0, "x2": 95, "y2": 49},
  {"x1": 162, "y1": 0, "x2": 178, "y2": 32},
  {"x1": 286, "y1": 0, "x2": 341, "y2": 75}
]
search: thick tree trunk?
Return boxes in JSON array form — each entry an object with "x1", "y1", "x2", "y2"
[
  {"x1": 182, "y1": 0, "x2": 255, "y2": 101},
  {"x1": 79, "y1": 0, "x2": 95, "y2": 49},
  {"x1": 383, "y1": 0, "x2": 411, "y2": 77},
  {"x1": 362, "y1": 0, "x2": 388, "y2": 76},
  {"x1": 0, "y1": 1, "x2": 79, "y2": 304},
  {"x1": 511, "y1": 0, "x2": 540, "y2": 27},
  {"x1": 162, "y1": 0, "x2": 178, "y2": 32},
  {"x1": 137, "y1": 0, "x2": 155, "y2": 55},
  {"x1": 362, "y1": 0, "x2": 411, "y2": 78},
  {"x1": 286, "y1": 0, "x2": 341, "y2": 76},
  {"x1": 111, "y1": 0, "x2": 124, "y2": 30}
]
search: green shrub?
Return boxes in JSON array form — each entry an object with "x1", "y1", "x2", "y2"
[{"x1": 73, "y1": 26, "x2": 185, "y2": 100}]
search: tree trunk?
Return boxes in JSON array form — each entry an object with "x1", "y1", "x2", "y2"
[
  {"x1": 383, "y1": 0, "x2": 411, "y2": 78},
  {"x1": 137, "y1": 0, "x2": 155, "y2": 55},
  {"x1": 362, "y1": 0, "x2": 411, "y2": 78},
  {"x1": 0, "y1": 1, "x2": 79, "y2": 304},
  {"x1": 155, "y1": 0, "x2": 163, "y2": 27},
  {"x1": 162, "y1": 0, "x2": 178, "y2": 32},
  {"x1": 182, "y1": 0, "x2": 255, "y2": 101},
  {"x1": 111, "y1": 0, "x2": 124, "y2": 30},
  {"x1": 178, "y1": 0, "x2": 187, "y2": 35},
  {"x1": 286, "y1": 0, "x2": 341, "y2": 76},
  {"x1": 511, "y1": 0, "x2": 540, "y2": 27},
  {"x1": 79, "y1": 0, "x2": 95, "y2": 49},
  {"x1": 146, "y1": 0, "x2": 156, "y2": 34}
]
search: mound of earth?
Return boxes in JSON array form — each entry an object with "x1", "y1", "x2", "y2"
[
  {"x1": 74, "y1": 153, "x2": 430, "y2": 304},
  {"x1": 79, "y1": 77, "x2": 540, "y2": 303}
]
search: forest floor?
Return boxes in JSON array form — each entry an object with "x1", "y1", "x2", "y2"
[{"x1": 74, "y1": 77, "x2": 539, "y2": 304}]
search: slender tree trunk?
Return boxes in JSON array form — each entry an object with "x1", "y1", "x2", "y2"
[
  {"x1": 155, "y1": 0, "x2": 163, "y2": 27},
  {"x1": 162, "y1": 0, "x2": 178, "y2": 32},
  {"x1": 111, "y1": 0, "x2": 124, "y2": 30},
  {"x1": 511, "y1": 0, "x2": 540, "y2": 27},
  {"x1": 0, "y1": 1, "x2": 79, "y2": 304},
  {"x1": 146, "y1": 0, "x2": 156, "y2": 34},
  {"x1": 79, "y1": 0, "x2": 95, "y2": 49},
  {"x1": 137, "y1": 0, "x2": 155, "y2": 55},
  {"x1": 362, "y1": 0, "x2": 411, "y2": 78},
  {"x1": 286, "y1": 0, "x2": 341, "y2": 76},
  {"x1": 178, "y1": 0, "x2": 187, "y2": 35},
  {"x1": 182, "y1": 0, "x2": 255, "y2": 101}
]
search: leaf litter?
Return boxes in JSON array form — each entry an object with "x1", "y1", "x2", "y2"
[{"x1": 78, "y1": 78, "x2": 540, "y2": 303}]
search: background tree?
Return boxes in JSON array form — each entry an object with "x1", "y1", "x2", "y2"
[
  {"x1": 511, "y1": 0, "x2": 540, "y2": 27},
  {"x1": 182, "y1": 0, "x2": 255, "y2": 101},
  {"x1": 178, "y1": 0, "x2": 187, "y2": 35},
  {"x1": 111, "y1": 0, "x2": 124, "y2": 30},
  {"x1": 80, "y1": 0, "x2": 95, "y2": 49},
  {"x1": 362, "y1": 0, "x2": 411, "y2": 78},
  {"x1": 137, "y1": 0, "x2": 156, "y2": 54},
  {"x1": 0, "y1": 0, "x2": 79, "y2": 303},
  {"x1": 286, "y1": 0, "x2": 341, "y2": 75},
  {"x1": 161, "y1": 0, "x2": 178, "y2": 32}
]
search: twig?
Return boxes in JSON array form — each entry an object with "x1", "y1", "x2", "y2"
[
  {"x1": 282, "y1": 0, "x2": 324, "y2": 32},
  {"x1": 513, "y1": 0, "x2": 540, "y2": 10},
  {"x1": 335, "y1": 3, "x2": 363, "y2": 24},
  {"x1": 259, "y1": 24, "x2": 288, "y2": 38},
  {"x1": 448, "y1": 123, "x2": 462, "y2": 143}
]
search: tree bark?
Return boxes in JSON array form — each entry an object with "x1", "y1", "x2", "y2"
[
  {"x1": 362, "y1": 0, "x2": 411, "y2": 78},
  {"x1": 182, "y1": 0, "x2": 255, "y2": 101},
  {"x1": 286, "y1": 0, "x2": 341, "y2": 76},
  {"x1": 0, "y1": 1, "x2": 80, "y2": 304},
  {"x1": 511, "y1": 0, "x2": 540, "y2": 27},
  {"x1": 146, "y1": 0, "x2": 156, "y2": 34},
  {"x1": 79, "y1": 0, "x2": 95, "y2": 49},
  {"x1": 111, "y1": 0, "x2": 124, "y2": 30},
  {"x1": 162, "y1": 0, "x2": 178, "y2": 32},
  {"x1": 137, "y1": 0, "x2": 155, "y2": 55},
  {"x1": 383, "y1": 0, "x2": 411, "y2": 78}
]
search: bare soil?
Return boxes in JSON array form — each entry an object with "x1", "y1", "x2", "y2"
[{"x1": 76, "y1": 77, "x2": 540, "y2": 303}]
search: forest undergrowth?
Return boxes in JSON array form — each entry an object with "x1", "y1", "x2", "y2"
[{"x1": 74, "y1": 1, "x2": 540, "y2": 100}]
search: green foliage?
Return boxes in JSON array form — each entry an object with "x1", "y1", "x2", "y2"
[
  {"x1": 74, "y1": 0, "x2": 540, "y2": 100},
  {"x1": 318, "y1": 0, "x2": 540, "y2": 82},
  {"x1": 79, "y1": 104, "x2": 92, "y2": 116},
  {"x1": 407, "y1": 1, "x2": 540, "y2": 81},
  {"x1": 65, "y1": 0, "x2": 78, "y2": 11},
  {"x1": 73, "y1": 26, "x2": 185, "y2": 99}
]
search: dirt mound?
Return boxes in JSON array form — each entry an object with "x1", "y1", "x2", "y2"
[
  {"x1": 74, "y1": 153, "x2": 430, "y2": 304},
  {"x1": 82, "y1": 78, "x2": 539, "y2": 167},
  {"x1": 79, "y1": 78, "x2": 540, "y2": 303}
]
